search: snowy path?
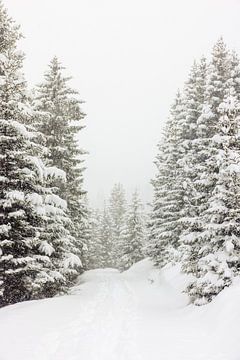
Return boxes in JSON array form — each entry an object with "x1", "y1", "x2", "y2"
[
  {"x1": 0, "y1": 260, "x2": 239, "y2": 360},
  {"x1": 0, "y1": 269, "x2": 142, "y2": 360},
  {"x1": 54, "y1": 270, "x2": 142, "y2": 360}
]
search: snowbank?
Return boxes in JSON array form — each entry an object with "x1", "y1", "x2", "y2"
[{"x1": 125, "y1": 259, "x2": 240, "y2": 360}]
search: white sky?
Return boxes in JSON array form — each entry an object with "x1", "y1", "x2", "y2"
[{"x1": 5, "y1": 0, "x2": 240, "y2": 207}]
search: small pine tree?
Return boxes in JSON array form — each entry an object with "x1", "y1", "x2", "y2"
[
  {"x1": 108, "y1": 183, "x2": 127, "y2": 267},
  {"x1": 118, "y1": 190, "x2": 145, "y2": 270},
  {"x1": 84, "y1": 208, "x2": 103, "y2": 269},
  {"x1": 98, "y1": 205, "x2": 113, "y2": 268}
]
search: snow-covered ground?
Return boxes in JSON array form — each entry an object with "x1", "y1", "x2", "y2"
[{"x1": 0, "y1": 259, "x2": 240, "y2": 360}]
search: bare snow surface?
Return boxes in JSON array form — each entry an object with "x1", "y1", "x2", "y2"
[{"x1": 0, "y1": 259, "x2": 240, "y2": 360}]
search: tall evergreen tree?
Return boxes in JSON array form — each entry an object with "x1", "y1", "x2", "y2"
[
  {"x1": 0, "y1": 3, "x2": 74, "y2": 305},
  {"x1": 148, "y1": 38, "x2": 240, "y2": 305},
  {"x1": 34, "y1": 57, "x2": 87, "y2": 265},
  {"x1": 186, "y1": 89, "x2": 240, "y2": 304},
  {"x1": 180, "y1": 39, "x2": 234, "y2": 304},
  {"x1": 146, "y1": 92, "x2": 185, "y2": 267},
  {"x1": 178, "y1": 59, "x2": 209, "y2": 276}
]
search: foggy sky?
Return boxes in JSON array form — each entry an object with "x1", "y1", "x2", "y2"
[{"x1": 5, "y1": 0, "x2": 240, "y2": 207}]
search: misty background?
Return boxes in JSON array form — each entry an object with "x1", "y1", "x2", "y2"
[{"x1": 5, "y1": 0, "x2": 240, "y2": 206}]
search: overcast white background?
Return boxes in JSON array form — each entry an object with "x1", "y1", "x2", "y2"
[{"x1": 5, "y1": 0, "x2": 240, "y2": 206}]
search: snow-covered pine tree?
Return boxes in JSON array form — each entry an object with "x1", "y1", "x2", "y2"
[
  {"x1": 31, "y1": 168, "x2": 83, "y2": 298},
  {"x1": 79, "y1": 195, "x2": 91, "y2": 270},
  {"x1": 98, "y1": 205, "x2": 113, "y2": 268},
  {"x1": 83, "y1": 208, "x2": 103, "y2": 269},
  {"x1": 118, "y1": 190, "x2": 145, "y2": 270},
  {"x1": 186, "y1": 88, "x2": 240, "y2": 305},
  {"x1": 108, "y1": 183, "x2": 127, "y2": 267},
  {"x1": 178, "y1": 59, "x2": 209, "y2": 275},
  {"x1": 24, "y1": 96, "x2": 86, "y2": 301},
  {"x1": 146, "y1": 91, "x2": 185, "y2": 267},
  {"x1": 0, "y1": 3, "x2": 74, "y2": 305},
  {"x1": 180, "y1": 39, "x2": 240, "y2": 304},
  {"x1": 34, "y1": 57, "x2": 87, "y2": 267}
]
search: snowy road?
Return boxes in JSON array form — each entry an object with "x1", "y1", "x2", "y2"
[{"x1": 0, "y1": 260, "x2": 239, "y2": 360}]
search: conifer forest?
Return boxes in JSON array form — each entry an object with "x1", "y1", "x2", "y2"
[{"x1": 0, "y1": 1, "x2": 239, "y2": 359}]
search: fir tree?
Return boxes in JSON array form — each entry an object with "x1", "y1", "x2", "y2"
[
  {"x1": 178, "y1": 58, "x2": 209, "y2": 276},
  {"x1": 83, "y1": 203, "x2": 113, "y2": 270},
  {"x1": 32, "y1": 177, "x2": 83, "y2": 298},
  {"x1": 108, "y1": 183, "x2": 127, "y2": 267},
  {"x1": 34, "y1": 57, "x2": 87, "y2": 267},
  {"x1": 118, "y1": 190, "x2": 145, "y2": 270},
  {"x1": 187, "y1": 89, "x2": 240, "y2": 304},
  {"x1": 0, "y1": 3, "x2": 71, "y2": 305},
  {"x1": 148, "y1": 38, "x2": 240, "y2": 305},
  {"x1": 146, "y1": 92, "x2": 185, "y2": 267},
  {"x1": 98, "y1": 205, "x2": 113, "y2": 268},
  {"x1": 84, "y1": 208, "x2": 103, "y2": 269},
  {"x1": 180, "y1": 39, "x2": 240, "y2": 304}
]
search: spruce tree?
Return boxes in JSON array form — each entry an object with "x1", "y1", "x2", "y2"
[
  {"x1": 146, "y1": 92, "x2": 185, "y2": 267},
  {"x1": 108, "y1": 183, "x2": 127, "y2": 267},
  {"x1": 178, "y1": 59, "x2": 208, "y2": 276},
  {"x1": 34, "y1": 57, "x2": 87, "y2": 266},
  {"x1": 0, "y1": 3, "x2": 69, "y2": 305},
  {"x1": 118, "y1": 190, "x2": 145, "y2": 270},
  {"x1": 98, "y1": 205, "x2": 113, "y2": 268},
  {"x1": 180, "y1": 39, "x2": 240, "y2": 304},
  {"x1": 32, "y1": 181, "x2": 83, "y2": 298},
  {"x1": 83, "y1": 202, "x2": 114, "y2": 270},
  {"x1": 187, "y1": 89, "x2": 240, "y2": 304},
  {"x1": 148, "y1": 38, "x2": 240, "y2": 305},
  {"x1": 83, "y1": 208, "x2": 103, "y2": 269}
]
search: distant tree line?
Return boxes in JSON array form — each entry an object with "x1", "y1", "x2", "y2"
[{"x1": 84, "y1": 184, "x2": 147, "y2": 271}]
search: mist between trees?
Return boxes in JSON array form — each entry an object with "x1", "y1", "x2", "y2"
[{"x1": 83, "y1": 184, "x2": 147, "y2": 271}]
